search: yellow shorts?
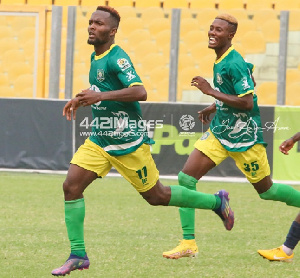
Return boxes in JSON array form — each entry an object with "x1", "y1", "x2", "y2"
[
  {"x1": 71, "y1": 138, "x2": 159, "y2": 192},
  {"x1": 194, "y1": 130, "x2": 270, "y2": 183}
]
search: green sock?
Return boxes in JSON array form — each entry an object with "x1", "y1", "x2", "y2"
[
  {"x1": 259, "y1": 183, "x2": 300, "y2": 207},
  {"x1": 178, "y1": 172, "x2": 197, "y2": 240},
  {"x1": 65, "y1": 198, "x2": 86, "y2": 257},
  {"x1": 168, "y1": 184, "x2": 217, "y2": 210}
]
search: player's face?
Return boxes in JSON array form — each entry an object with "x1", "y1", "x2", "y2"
[
  {"x1": 87, "y1": 10, "x2": 116, "y2": 46},
  {"x1": 208, "y1": 18, "x2": 233, "y2": 50}
]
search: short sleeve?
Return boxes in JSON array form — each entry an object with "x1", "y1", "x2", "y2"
[
  {"x1": 229, "y1": 61, "x2": 254, "y2": 96},
  {"x1": 109, "y1": 51, "x2": 143, "y2": 88}
]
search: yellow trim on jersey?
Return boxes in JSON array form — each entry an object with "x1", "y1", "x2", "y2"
[
  {"x1": 239, "y1": 90, "x2": 254, "y2": 97},
  {"x1": 129, "y1": 82, "x2": 143, "y2": 87},
  {"x1": 215, "y1": 45, "x2": 234, "y2": 64},
  {"x1": 94, "y1": 44, "x2": 117, "y2": 60}
]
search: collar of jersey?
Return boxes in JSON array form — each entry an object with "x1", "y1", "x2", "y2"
[
  {"x1": 94, "y1": 44, "x2": 117, "y2": 60},
  {"x1": 215, "y1": 45, "x2": 234, "y2": 64}
]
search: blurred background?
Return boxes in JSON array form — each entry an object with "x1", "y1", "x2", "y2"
[{"x1": 0, "y1": 0, "x2": 299, "y2": 105}]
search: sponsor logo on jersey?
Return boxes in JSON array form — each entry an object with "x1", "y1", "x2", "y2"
[
  {"x1": 117, "y1": 58, "x2": 131, "y2": 71},
  {"x1": 242, "y1": 76, "x2": 250, "y2": 90},
  {"x1": 97, "y1": 69, "x2": 105, "y2": 82},
  {"x1": 126, "y1": 70, "x2": 136, "y2": 81},
  {"x1": 216, "y1": 73, "x2": 223, "y2": 85}
]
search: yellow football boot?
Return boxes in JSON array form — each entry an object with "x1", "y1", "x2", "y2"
[
  {"x1": 163, "y1": 239, "x2": 198, "y2": 259},
  {"x1": 257, "y1": 246, "x2": 294, "y2": 262}
]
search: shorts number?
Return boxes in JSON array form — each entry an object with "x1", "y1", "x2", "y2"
[
  {"x1": 244, "y1": 161, "x2": 259, "y2": 172},
  {"x1": 136, "y1": 166, "x2": 148, "y2": 185}
]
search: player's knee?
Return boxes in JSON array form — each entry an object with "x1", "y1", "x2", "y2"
[
  {"x1": 259, "y1": 188, "x2": 276, "y2": 200},
  {"x1": 141, "y1": 184, "x2": 170, "y2": 206}
]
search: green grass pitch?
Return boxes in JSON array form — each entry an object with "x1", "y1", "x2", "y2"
[{"x1": 0, "y1": 171, "x2": 299, "y2": 278}]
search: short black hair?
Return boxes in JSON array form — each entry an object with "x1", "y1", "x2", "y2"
[{"x1": 96, "y1": 6, "x2": 121, "y2": 28}]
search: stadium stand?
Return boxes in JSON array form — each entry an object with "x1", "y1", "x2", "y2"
[
  {"x1": 1, "y1": 0, "x2": 26, "y2": 4},
  {"x1": 189, "y1": 0, "x2": 216, "y2": 9},
  {"x1": 260, "y1": 19, "x2": 280, "y2": 43},
  {"x1": 256, "y1": 82, "x2": 277, "y2": 105},
  {"x1": 217, "y1": 0, "x2": 245, "y2": 10},
  {"x1": 274, "y1": 0, "x2": 300, "y2": 11},
  {"x1": 147, "y1": 18, "x2": 170, "y2": 35},
  {"x1": 27, "y1": 0, "x2": 53, "y2": 5},
  {"x1": 245, "y1": 0, "x2": 275, "y2": 10},
  {"x1": 0, "y1": 2, "x2": 299, "y2": 105},
  {"x1": 240, "y1": 30, "x2": 266, "y2": 54},
  {"x1": 162, "y1": 0, "x2": 188, "y2": 9},
  {"x1": 54, "y1": 0, "x2": 80, "y2": 5},
  {"x1": 134, "y1": 0, "x2": 162, "y2": 8},
  {"x1": 286, "y1": 82, "x2": 300, "y2": 106}
]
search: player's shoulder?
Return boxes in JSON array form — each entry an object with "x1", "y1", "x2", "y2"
[
  {"x1": 109, "y1": 44, "x2": 130, "y2": 59},
  {"x1": 227, "y1": 49, "x2": 248, "y2": 69}
]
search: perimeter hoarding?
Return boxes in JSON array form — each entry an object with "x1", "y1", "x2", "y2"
[
  {"x1": 273, "y1": 106, "x2": 300, "y2": 181},
  {"x1": 75, "y1": 102, "x2": 275, "y2": 177}
]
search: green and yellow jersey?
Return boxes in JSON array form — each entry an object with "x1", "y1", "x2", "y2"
[
  {"x1": 88, "y1": 44, "x2": 153, "y2": 156},
  {"x1": 210, "y1": 46, "x2": 267, "y2": 152}
]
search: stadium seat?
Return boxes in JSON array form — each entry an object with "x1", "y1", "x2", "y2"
[
  {"x1": 245, "y1": 0, "x2": 275, "y2": 10},
  {"x1": 117, "y1": 6, "x2": 138, "y2": 17},
  {"x1": 6, "y1": 63, "x2": 33, "y2": 80},
  {"x1": 0, "y1": 75, "x2": 9, "y2": 87},
  {"x1": 289, "y1": 10, "x2": 300, "y2": 32},
  {"x1": 147, "y1": 18, "x2": 170, "y2": 35},
  {"x1": 179, "y1": 8, "x2": 194, "y2": 19},
  {"x1": 219, "y1": 8, "x2": 249, "y2": 21},
  {"x1": 234, "y1": 19, "x2": 257, "y2": 43},
  {"x1": 53, "y1": 0, "x2": 80, "y2": 5},
  {"x1": 149, "y1": 65, "x2": 169, "y2": 81},
  {"x1": 27, "y1": 0, "x2": 52, "y2": 5},
  {"x1": 193, "y1": 9, "x2": 219, "y2": 31},
  {"x1": 286, "y1": 82, "x2": 300, "y2": 106},
  {"x1": 274, "y1": 0, "x2": 300, "y2": 11},
  {"x1": 181, "y1": 30, "x2": 207, "y2": 46},
  {"x1": 260, "y1": 19, "x2": 280, "y2": 43},
  {"x1": 188, "y1": 42, "x2": 212, "y2": 61},
  {"x1": 251, "y1": 9, "x2": 279, "y2": 29},
  {"x1": 197, "y1": 54, "x2": 215, "y2": 77},
  {"x1": 189, "y1": 0, "x2": 216, "y2": 9},
  {"x1": 240, "y1": 30, "x2": 266, "y2": 54},
  {"x1": 162, "y1": 0, "x2": 188, "y2": 9},
  {"x1": 154, "y1": 29, "x2": 171, "y2": 46},
  {"x1": 119, "y1": 17, "x2": 144, "y2": 36},
  {"x1": 1, "y1": 49, "x2": 26, "y2": 67},
  {"x1": 107, "y1": 0, "x2": 134, "y2": 7},
  {"x1": 13, "y1": 74, "x2": 34, "y2": 98},
  {"x1": 139, "y1": 7, "x2": 165, "y2": 21},
  {"x1": 17, "y1": 27, "x2": 36, "y2": 42},
  {"x1": 0, "y1": 85, "x2": 15, "y2": 98},
  {"x1": 0, "y1": 26, "x2": 12, "y2": 38},
  {"x1": 180, "y1": 18, "x2": 200, "y2": 36},
  {"x1": 126, "y1": 29, "x2": 152, "y2": 48},
  {"x1": 256, "y1": 81, "x2": 277, "y2": 105},
  {"x1": 178, "y1": 66, "x2": 198, "y2": 91},
  {"x1": 134, "y1": 0, "x2": 162, "y2": 8},
  {"x1": 0, "y1": 0, "x2": 26, "y2": 4},
  {"x1": 80, "y1": 0, "x2": 106, "y2": 6},
  {"x1": 140, "y1": 53, "x2": 168, "y2": 73},
  {"x1": 178, "y1": 53, "x2": 196, "y2": 69},
  {"x1": 217, "y1": 0, "x2": 245, "y2": 9},
  {"x1": 132, "y1": 40, "x2": 159, "y2": 59},
  {"x1": 286, "y1": 68, "x2": 300, "y2": 84}
]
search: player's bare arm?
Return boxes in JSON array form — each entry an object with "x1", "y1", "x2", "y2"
[
  {"x1": 279, "y1": 132, "x2": 300, "y2": 155},
  {"x1": 76, "y1": 85, "x2": 147, "y2": 106},
  {"x1": 191, "y1": 75, "x2": 253, "y2": 110},
  {"x1": 198, "y1": 103, "x2": 216, "y2": 124},
  {"x1": 63, "y1": 97, "x2": 81, "y2": 121}
]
